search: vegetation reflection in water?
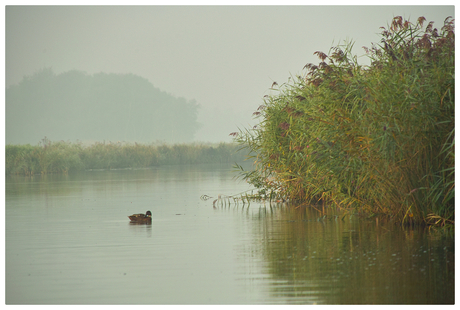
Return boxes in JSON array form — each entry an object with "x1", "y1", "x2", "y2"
[
  {"x1": 216, "y1": 201, "x2": 454, "y2": 304},
  {"x1": 5, "y1": 166, "x2": 454, "y2": 304}
]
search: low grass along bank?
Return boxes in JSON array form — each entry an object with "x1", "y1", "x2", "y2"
[{"x1": 6, "y1": 138, "x2": 246, "y2": 175}]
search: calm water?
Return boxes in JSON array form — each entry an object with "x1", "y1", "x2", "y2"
[{"x1": 5, "y1": 164, "x2": 454, "y2": 304}]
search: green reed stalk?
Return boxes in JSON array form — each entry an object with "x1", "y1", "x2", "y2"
[{"x1": 234, "y1": 16, "x2": 454, "y2": 226}]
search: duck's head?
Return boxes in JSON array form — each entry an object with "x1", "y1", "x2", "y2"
[{"x1": 146, "y1": 211, "x2": 152, "y2": 217}]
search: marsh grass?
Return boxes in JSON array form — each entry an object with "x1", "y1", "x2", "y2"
[
  {"x1": 234, "y1": 16, "x2": 454, "y2": 226},
  {"x1": 6, "y1": 137, "x2": 245, "y2": 175}
]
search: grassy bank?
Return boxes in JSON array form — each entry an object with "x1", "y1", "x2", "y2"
[
  {"x1": 234, "y1": 16, "x2": 454, "y2": 227},
  {"x1": 6, "y1": 138, "x2": 246, "y2": 175}
]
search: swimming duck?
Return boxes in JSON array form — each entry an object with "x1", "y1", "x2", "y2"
[{"x1": 128, "y1": 210, "x2": 152, "y2": 223}]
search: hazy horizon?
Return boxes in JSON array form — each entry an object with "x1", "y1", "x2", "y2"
[{"x1": 5, "y1": 5, "x2": 455, "y2": 143}]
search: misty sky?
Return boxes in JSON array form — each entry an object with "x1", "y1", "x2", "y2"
[{"x1": 5, "y1": 5, "x2": 455, "y2": 143}]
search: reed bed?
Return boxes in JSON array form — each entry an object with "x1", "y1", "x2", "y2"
[
  {"x1": 233, "y1": 16, "x2": 454, "y2": 226},
  {"x1": 5, "y1": 137, "x2": 246, "y2": 175}
]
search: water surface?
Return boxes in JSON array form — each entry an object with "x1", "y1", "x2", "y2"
[{"x1": 5, "y1": 164, "x2": 454, "y2": 304}]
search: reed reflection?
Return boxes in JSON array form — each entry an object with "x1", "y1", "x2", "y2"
[{"x1": 223, "y1": 203, "x2": 454, "y2": 304}]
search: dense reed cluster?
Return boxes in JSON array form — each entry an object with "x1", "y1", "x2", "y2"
[
  {"x1": 234, "y1": 16, "x2": 454, "y2": 226},
  {"x1": 6, "y1": 137, "x2": 245, "y2": 175}
]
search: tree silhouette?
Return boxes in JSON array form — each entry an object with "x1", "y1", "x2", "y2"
[{"x1": 6, "y1": 69, "x2": 201, "y2": 144}]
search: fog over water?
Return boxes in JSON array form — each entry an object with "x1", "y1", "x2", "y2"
[{"x1": 5, "y1": 5, "x2": 454, "y2": 143}]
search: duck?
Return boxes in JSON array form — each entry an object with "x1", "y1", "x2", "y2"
[{"x1": 128, "y1": 210, "x2": 152, "y2": 223}]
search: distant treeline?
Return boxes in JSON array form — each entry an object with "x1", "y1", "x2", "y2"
[
  {"x1": 6, "y1": 69, "x2": 201, "y2": 144},
  {"x1": 5, "y1": 138, "x2": 247, "y2": 175}
]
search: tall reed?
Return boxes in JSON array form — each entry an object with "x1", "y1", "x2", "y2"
[{"x1": 234, "y1": 16, "x2": 454, "y2": 226}]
